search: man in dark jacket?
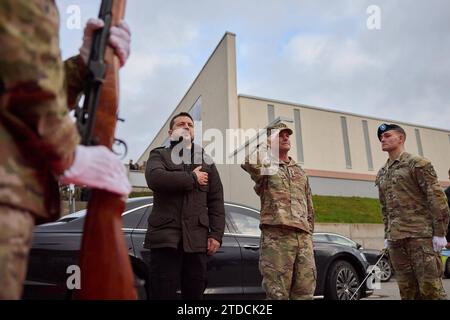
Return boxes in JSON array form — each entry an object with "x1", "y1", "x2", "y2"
[{"x1": 144, "y1": 112, "x2": 225, "y2": 300}]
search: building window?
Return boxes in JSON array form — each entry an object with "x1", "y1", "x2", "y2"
[
  {"x1": 294, "y1": 109, "x2": 304, "y2": 163},
  {"x1": 340, "y1": 116, "x2": 352, "y2": 169},
  {"x1": 267, "y1": 104, "x2": 275, "y2": 123},
  {"x1": 415, "y1": 128, "x2": 424, "y2": 156},
  {"x1": 362, "y1": 120, "x2": 374, "y2": 171},
  {"x1": 189, "y1": 96, "x2": 202, "y2": 122},
  {"x1": 189, "y1": 96, "x2": 202, "y2": 146}
]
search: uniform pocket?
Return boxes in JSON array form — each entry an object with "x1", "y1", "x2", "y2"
[
  {"x1": 422, "y1": 246, "x2": 443, "y2": 278},
  {"x1": 267, "y1": 174, "x2": 284, "y2": 191}
]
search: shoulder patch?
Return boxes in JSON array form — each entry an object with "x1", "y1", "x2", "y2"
[
  {"x1": 420, "y1": 162, "x2": 438, "y2": 178},
  {"x1": 412, "y1": 156, "x2": 430, "y2": 168}
]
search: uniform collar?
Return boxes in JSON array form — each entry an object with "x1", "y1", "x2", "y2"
[
  {"x1": 274, "y1": 156, "x2": 297, "y2": 167},
  {"x1": 262, "y1": 146, "x2": 298, "y2": 167},
  {"x1": 386, "y1": 151, "x2": 408, "y2": 168}
]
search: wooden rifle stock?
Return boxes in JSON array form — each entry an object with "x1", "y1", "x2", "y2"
[{"x1": 75, "y1": 0, "x2": 137, "y2": 299}]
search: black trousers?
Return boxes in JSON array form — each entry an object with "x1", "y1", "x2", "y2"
[{"x1": 149, "y1": 247, "x2": 208, "y2": 300}]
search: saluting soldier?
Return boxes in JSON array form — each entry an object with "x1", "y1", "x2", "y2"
[
  {"x1": 241, "y1": 122, "x2": 316, "y2": 300},
  {"x1": 0, "y1": 1, "x2": 132, "y2": 299},
  {"x1": 375, "y1": 123, "x2": 449, "y2": 300}
]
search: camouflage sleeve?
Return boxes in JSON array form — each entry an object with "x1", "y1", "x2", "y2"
[
  {"x1": 64, "y1": 55, "x2": 87, "y2": 110},
  {"x1": 379, "y1": 190, "x2": 388, "y2": 239},
  {"x1": 415, "y1": 161, "x2": 450, "y2": 237},
  {"x1": 0, "y1": 1, "x2": 80, "y2": 175},
  {"x1": 305, "y1": 177, "x2": 315, "y2": 232},
  {"x1": 375, "y1": 174, "x2": 388, "y2": 239}
]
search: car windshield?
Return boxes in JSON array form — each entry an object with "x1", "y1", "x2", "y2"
[
  {"x1": 313, "y1": 233, "x2": 359, "y2": 249},
  {"x1": 328, "y1": 234, "x2": 358, "y2": 248},
  {"x1": 312, "y1": 234, "x2": 329, "y2": 242}
]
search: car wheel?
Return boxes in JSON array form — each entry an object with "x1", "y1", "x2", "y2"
[
  {"x1": 378, "y1": 258, "x2": 392, "y2": 282},
  {"x1": 325, "y1": 260, "x2": 361, "y2": 300}
]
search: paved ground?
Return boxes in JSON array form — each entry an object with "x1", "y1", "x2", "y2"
[{"x1": 363, "y1": 277, "x2": 450, "y2": 300}]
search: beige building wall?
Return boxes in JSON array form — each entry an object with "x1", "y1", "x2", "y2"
[
  {"x1": 419, "y1": 127, "x2": 450, "y2": 180},
  {"x1": 237, "y1": 95, "x2": 450, "y2": 184}
]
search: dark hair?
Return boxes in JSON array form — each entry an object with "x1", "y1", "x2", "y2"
[
  {"x1": 393, "y1": 126, "x2": 406, "y2": 141},
  {"x1": 169, "y1": 112, "x2": 194, "y2": 130}
]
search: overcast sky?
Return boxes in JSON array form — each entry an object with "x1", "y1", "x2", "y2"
[{"x1": 57, "y1": 0, "x2": 450, "y2": 162}]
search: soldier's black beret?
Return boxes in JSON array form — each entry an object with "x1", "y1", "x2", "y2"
[{"x1": 377, "y1": 123, "x2": 405, "y2": 141}]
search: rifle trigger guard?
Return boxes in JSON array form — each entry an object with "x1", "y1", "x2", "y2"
[{"x1": 113, "y1": 138, "x2": 128, "y2": 159}]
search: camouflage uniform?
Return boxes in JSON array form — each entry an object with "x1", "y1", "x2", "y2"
[
  {"x1": 241, "y1": 129, "x2": 316, "y2": 300},
  {"x1": 0, "y1": 207, "x2": 34, "y2": 300},
  {"x1": 0, "y1": 0, "x2": 85, "y2": 299},
  {"x1": 376, "y1": 152, "x2": 450, "y2": 300},
  {"x1": 259, "y1": 226, "x2": 316, "y2": 299}
]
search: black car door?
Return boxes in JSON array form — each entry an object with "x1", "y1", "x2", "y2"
[
  {"x1": 226, "y1": 204, "x2": 265, "y2": 299},
  {"x1": 24, "y1": 217, "x2": 86, "y2": 299}
]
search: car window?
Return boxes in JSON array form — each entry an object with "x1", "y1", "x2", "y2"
[
  {"x1": 137, "y1": 205, "x2": 153, "y2": 230},
  {"x1": 57, "y1": 197, "x2": 152, "y2": 224},
  {"x1": 328, "y1": 235, "x2": 357, "y2": 248},
  {"x1": 227, "y1": 210, "x2": 260, "y2": 236},
  {"x1": 122, "y1": 205, "x2": 150, "y2": 229},
  {"x1": 313, "y1": 234, "x2": 329, "y2": 242},
  {"x1": 223, "y1": 222, "x2": 230, "y2": 234}
]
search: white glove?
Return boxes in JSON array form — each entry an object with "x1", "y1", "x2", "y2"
[
  {"x1": 384, "y1": 239, "x2": 388, "y2": 249},
  {"x1": 60, "y1": 145, "x2": 131, "y2": 196},
  {"x1": 80, "y1": 18, "x2": 131, "y2": 67},
  {"x1": 432, "y1": 236, "x2": 447, "y2": 252}
]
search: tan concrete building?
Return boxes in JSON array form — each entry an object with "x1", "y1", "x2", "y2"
[{"x1": 137, "y1": 32, "x2": 450, "y2": 210}]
